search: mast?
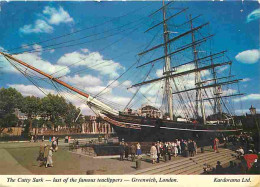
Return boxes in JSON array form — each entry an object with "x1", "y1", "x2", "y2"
[
  {"x1": 162, "y1": 0, "x2": 173, "y2": 120},
  {"x1": 210, "y1": 53, "x2": 222, "y2": 119},
  {"x1": 190, "y1": 14, "x2": 206, "y2": 124}
]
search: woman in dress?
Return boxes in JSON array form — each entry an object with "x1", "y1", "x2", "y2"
[
  {"x1": 46, "y1": 147, "x2": 54, "y2": 168},
  {"x1": 136, "y1": 143, "x2": 142, "y2": 157},
  {"x1": 150, "y1": 143, "x2": 157, "y2": 164},
  {"x1": 172, "y1": 141, "x2": 178, "y2": 157}
]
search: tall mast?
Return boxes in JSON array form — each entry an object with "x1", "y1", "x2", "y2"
[
  {"x1": 162, "y1": 0, "x2": 173, "y2": 120},
  {"x1": 210, "y1": 54, "x2": 222, "y2": 119},
  {"x1": 189, "y1": 14, "x2": 206, "y2": 124}
]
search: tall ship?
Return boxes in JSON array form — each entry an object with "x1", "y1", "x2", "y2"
[{"x1": 1, "y1": 1, "x2": 244, "y2": 143}]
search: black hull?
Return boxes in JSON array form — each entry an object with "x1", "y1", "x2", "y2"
[{"x1": 103, "y1": 113, "x2": 241, "y2": 144}]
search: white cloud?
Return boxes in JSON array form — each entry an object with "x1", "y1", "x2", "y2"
[
  {"x1": 20, "y1": 6, "x2": 73, "y2": 34},
  {"x1": 233, "y1": 94, "x2": 260, "y2": 102},
  {"x1": 235, "y1": 49, "x2": 260, "y2": 64},
  {"x1": 222, "y1": 88, "x2": 237, "y2": 96},
  {"x1": 20, "y1": 19, "x2": 53, "y2": 34},
  {"x1": 32, "y1": 44, "x2": 43, "y2": 55},
  {"x1": 12, "y1": 52, "x2": 70, "y2": 75},
  {"x1": 247, "y1": 8, "x2": 260, "y2": 23},
  {"x1": 85, "y1": 86, "x2": 112, "y2": 95},
  {"x1": 61, "y1": 74, "x2": 103, "y2": 88},
  {"x1": 43, "y1": 6, "x2": 74, "y2": 25},
  {"x1": 57, "y1": 50, "x2": 124, "y2": 78},
  {"x1": 1, "y1": 45, "x2": 69, "y2": 75},
  {"x1": 241, "y1": 78, "x2": 251, "y2": 82},
  {"x1": 156, "y1": 69, "x2": 163, "y2": 77},
  {"x1": 216, "y1": 66, "x2": 228, "y2": 73},
  {"x1": 8, "y1": 84, "x2": 56, "y2": 98}
]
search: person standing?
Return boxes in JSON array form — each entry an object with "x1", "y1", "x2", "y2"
[
  {"x1": 172, "y1": 141, "x2": 178, "y2": 157},
  {"x1": 215, "y1": 161, "x2": 223, "y2": 174},
  {"x1": 190, "y1": 140, "x2": 195, "y2": 157},
  {"x1": 42, "y1": 136, "x2": 45, "y2": 142},
  {"x1": 46, "y1": 147, "x2": 54, "y2": 168},
  {"x1": 150, "y1": 143, "x2": 157, "y2": 164},
  {"x1": 43, "y1": 145, "x2": 49, "y2": 167},
  {"x1": 156, "y1": 141, "x2": 161, "y2": 163},
  {"x1": 130, "y1": 144, "x2": 136, "y2": 162},
  {"x1": 119, "y1": 142, "x2": 125, "y2": 161},
  {"x1": 124, "y1": 143, "x2": 129, "y2": 160},
  {"x1": 136, "y1": 143, "x2": 142, "y2": 158},
  {"x1": 167, "y1": 142, "x2": 172, "y2": 160},
  {"x1": 214, "y1": 138, "x2": 219, "y2": 153},
  {"x1": 194, "y1": 140, "x2": 197, "y2": 155},
  {"x1": 52, "y1": 139, "x2": 57, "y2": 152},
  {"x1": 176, "y1": 139, "x2": 181, "y2": 155}
]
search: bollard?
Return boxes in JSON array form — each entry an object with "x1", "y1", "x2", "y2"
[
  {"x1": 185, "y1": 150, "x2": 189, "y2": 157},
  {"x1": 136, "y1": 159, "x2": 141, "y2": 169},
  {"x1": 164, "y1": 154, "x2": 169, "y2": 162},
  {"x1": 86, "y1": 170, "x2": 95, "y2": 175},
  {"x1": 201, "y1": 147, "x2": 204, "y2": 153}
]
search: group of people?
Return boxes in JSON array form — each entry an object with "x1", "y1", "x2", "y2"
[
  {"x1": 37, "y1": 136, "x2": 58, "y2": 168},
  {"x1": 150, "y1": 139, "x2": 198, "y2": 164},
  {"x1": 119, "y1": 142, "x2": 142, "y2": 161}
]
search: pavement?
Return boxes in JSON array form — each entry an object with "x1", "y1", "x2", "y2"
[{"x1": 0, "y1": 141, "x2": 239, "y2": 175}]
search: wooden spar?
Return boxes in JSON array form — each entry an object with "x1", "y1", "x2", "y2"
[
  {"x1": 171, "y1": 50, "x2": 227, "y2": 70},
  {"x1": 130, "y1": 61, "x2": 231, "y2": 88},
  {"x1": 136, "y1": 34, "x2": 214, "y2": 68},
  {"x1": 172, "y1": 79, "x2": 243, "y2": 95},
  {"x1": 148, "y1": 1, "x2": 174, "y2": 17},
  {"x1": 139, "y1": 22, "x2": 209, "y2": 56},
  {"x1": 0, "y1": 52, "x2": 90, "y2": 99},
  {"x1": 145, "y1": 8, "x2": 188, "y2": 33},
  {"x1": 196, "y1": 75, "x2": 235, "y2": 85},
  {"x1": 200, "y1": 93, "x2": 245, "y2": 101},
  {"x1": 164, "y1": 61, "x2": 232, "y2": 75}
]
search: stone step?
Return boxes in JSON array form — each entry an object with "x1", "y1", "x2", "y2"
[
  {"x1": 153, "y1": 151, "x2": 233, "y2": 175},
  {"x1": 187, "y1": 155, "x2": 237, "y2": 175},
  {"x1": 175, "y1": 155, "x2": 234, "y2": 175},
  {"x1": 132, "y1": 150, "x2": 222, "y2": 175},
  {"x1": 171, "y1": 150, "x2": 235, "y2": 174},
  {"x1": 134, "y1": 149, "x2": 232, "y2": 175}
]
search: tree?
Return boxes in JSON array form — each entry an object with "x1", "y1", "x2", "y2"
[
  {"x1": 20, "y1": 96, "x2": 41, "y2": 132},
  {"x1": 40, "y1": 94, "x2": 67, "y2": 129},
  {"x1": 0, "y1": 88, "x2": 23, "y2": 133},
  {"x1": 65, "y1": 103, "x2": 84, "y2": 131}
]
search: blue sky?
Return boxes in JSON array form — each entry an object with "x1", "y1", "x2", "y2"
[{"x1": 0, "y1": 1, "x2": 259, "y2": 117}]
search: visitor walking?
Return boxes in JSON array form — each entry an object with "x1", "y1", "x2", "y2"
[
  {"x1": 46, "y1": 147, "x2": 54, "y2": 168},
  {"x1": 130, "y1": 144, "x2": 136, "y2": 162},
  {"x1": 150, "y1": 143, "x2": 157, "y2": 164}
]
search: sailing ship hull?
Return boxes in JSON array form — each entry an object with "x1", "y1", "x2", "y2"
[{"x1": 103, "y1": 113, "x2": 241, "y2": 144}]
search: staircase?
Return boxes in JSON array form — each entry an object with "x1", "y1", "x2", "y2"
[{"x1": 131, "y1": 148, "x2": 237, "y2": 175}]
